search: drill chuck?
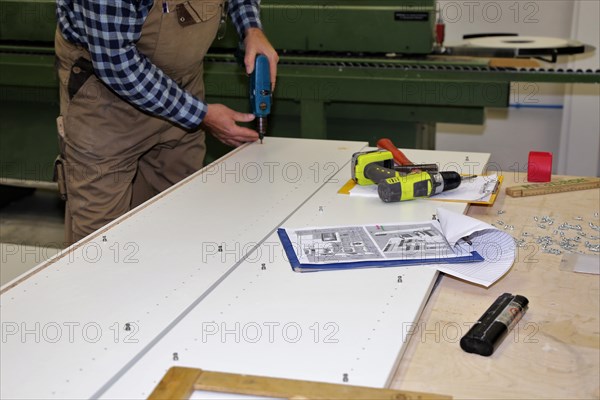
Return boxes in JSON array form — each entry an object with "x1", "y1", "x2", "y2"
[
  {"x1": 256, "y1": 117, "x2": 267, "y2": 137},
  {"x1": 256, "y1": 117, "x2": 267, "y2": 142},
  {"x1": 439, "y1": 171, "x2": 461, "y2": 191}
]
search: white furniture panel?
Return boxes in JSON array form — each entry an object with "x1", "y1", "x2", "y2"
[{"x1": 1, "y1": 138, "x2": 489, "y2": 399}]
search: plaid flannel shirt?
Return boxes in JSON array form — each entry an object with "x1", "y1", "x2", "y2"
[{"x1": 57, "y1": 0, "x2": 261, "y2": 130}]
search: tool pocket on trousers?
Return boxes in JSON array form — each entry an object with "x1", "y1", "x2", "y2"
[
  {"x1": 68, "y1": 57, "x2": 95, "y2": 100},
  {"x1": 176, "y1": 0, "x2": 221, "y2": 27},
  {"x1": 53, "y1": 155, "x2": 68, "y2": 201}
]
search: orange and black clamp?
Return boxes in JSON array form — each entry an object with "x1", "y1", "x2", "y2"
[
  {"x1": 376, "y1": 138, "x2": 413, "y2": 165},
  {"x1": 376, "y1": 138, "x2": 438, "y2": 174}
]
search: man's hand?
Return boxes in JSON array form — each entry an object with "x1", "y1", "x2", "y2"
[
  {"x1": 243, "y1": 28, "x2": 279, "y2": 90},
  {"x1": 201, "y1": 104, "x2": 259, "y2": 147}
]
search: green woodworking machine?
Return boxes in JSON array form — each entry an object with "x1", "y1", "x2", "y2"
[{"x1": 1, "y1": 0, "x2": 599, "y2": 185}]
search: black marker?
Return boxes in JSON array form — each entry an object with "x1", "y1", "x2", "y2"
[{"x1": 460, "y1": 293, "x2": 529, "y2": 356}]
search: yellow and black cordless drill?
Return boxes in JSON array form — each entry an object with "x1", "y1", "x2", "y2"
[{"x1": 351, "y1": 150, "x2": 461, "y2": 202}]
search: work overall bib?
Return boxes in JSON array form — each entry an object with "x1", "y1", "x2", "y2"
[{"x1": 55, "y1": 0, "x2": 224, "y2": 244}]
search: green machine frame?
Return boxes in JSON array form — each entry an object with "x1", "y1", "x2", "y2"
[{"x1": 1, "y1": 0, "x2": 599, "y2": 185}]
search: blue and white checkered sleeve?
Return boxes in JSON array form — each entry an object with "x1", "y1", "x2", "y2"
[
  {"x1": 228, "y1": 0, "x2": 263, "y2": 38},
  {"x1": 80, "y1": 0, "x2": 206, "y2": 130}
]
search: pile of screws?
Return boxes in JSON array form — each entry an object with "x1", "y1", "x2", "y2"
[
  {"x1": 495, "y1": 220, "x2": 515, "y2": 231},
  {"x1": 508, "y1": 211, "x2": 600, "y2": 255}
]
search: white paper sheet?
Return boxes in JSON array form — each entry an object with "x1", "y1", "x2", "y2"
[
  {"x1": 284, "y1": 221, "x2": 471, "y2": 265},
  {"x1": 432, "y1": 207, "x2": 516, "y2": 286}
]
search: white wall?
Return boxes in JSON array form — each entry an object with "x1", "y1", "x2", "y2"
[
  {"x1": 558, "y1": 0, "x2": 600, "y2": 177},
  {"x1": 434, "y1": 0, "x2": 600, "y2": 176}
]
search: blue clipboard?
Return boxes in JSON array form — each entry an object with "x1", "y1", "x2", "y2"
[{"x1": 277, "y1": 228, "x2": 484, "y2": 273}]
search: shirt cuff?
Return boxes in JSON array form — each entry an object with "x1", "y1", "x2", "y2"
[
  {"x1": 230, "y1": 2, "x2": 263, "y2": 38},
  {"x1": 240, "y1": 19, "x2": 262, "y2": 38},
  {"x1": 191, "y1": 105, "x2": 208, "y2": 131}
]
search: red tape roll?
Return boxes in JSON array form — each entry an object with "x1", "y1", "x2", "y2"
[{"x1": 527, "y1": 151, "x2": 553, "y2": 182}]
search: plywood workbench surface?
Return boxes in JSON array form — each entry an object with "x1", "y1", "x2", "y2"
[{"x1": 393, "y1": 173, "x2": 600, "y2": 399}]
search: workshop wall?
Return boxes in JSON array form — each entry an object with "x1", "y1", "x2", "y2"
[
  {"x1": 558, "y1": 0, "x2": 600, "y2": 177},
  {"x1": 435, "y1": 0, "x2": 600, "y2": 176}
]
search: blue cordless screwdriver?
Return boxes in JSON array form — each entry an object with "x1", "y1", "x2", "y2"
[{"x1": 249, "y1": 54, "x2": 272, "y2": 143}]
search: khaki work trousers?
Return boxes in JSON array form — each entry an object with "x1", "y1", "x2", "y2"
[{"x1": 55, "y1": 0, "x2": 224, "y2": 244}]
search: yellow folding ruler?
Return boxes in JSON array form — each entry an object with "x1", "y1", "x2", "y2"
[{"x1": 506, "y1": 177, "x2": 600, "y2": 197}]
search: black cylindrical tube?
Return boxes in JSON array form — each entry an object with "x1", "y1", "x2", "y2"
[{"x1": 460, "y1": 293, "x2": 529, "y2": 356}]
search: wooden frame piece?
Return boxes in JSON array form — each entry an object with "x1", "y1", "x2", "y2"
[{"x1": 148, "y1": 367, "x2": 451, "y2": 400}]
